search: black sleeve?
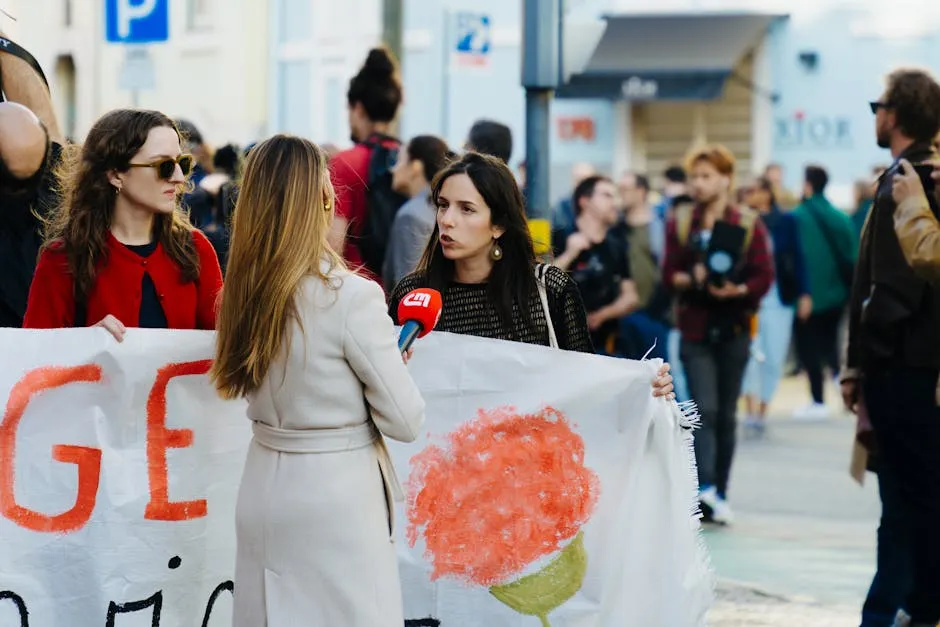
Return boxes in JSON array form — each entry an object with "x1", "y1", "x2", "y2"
[
  {"x1": 612, "y1": 226, "x2": 631, "y2": 280},
  {"x1": 2, "y1": 141, "x2": 62, "y2": 228},
  {"x1": 544, "y1": 265, "x2": 594, "y2": 353},
  {"x1": 387, "y1": 273, "x2": 422, "y2": 323}
]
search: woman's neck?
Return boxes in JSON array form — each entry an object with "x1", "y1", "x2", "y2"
[
  {"x1": 409, "y1": 179, "x2": 429, "y2": 199},
  {"x1": 111, "y1": 200, "x2": 156, "y2": 245},
  {"x1": 454, "y1": 253, "x2": 494, "y2": 284}
]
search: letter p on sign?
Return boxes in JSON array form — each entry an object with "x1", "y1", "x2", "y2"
[{"x1": 106, "y1": 0, "x2": 169, "y2": 44}]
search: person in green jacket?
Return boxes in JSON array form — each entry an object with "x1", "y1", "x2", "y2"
[{"x1": 791, "y1": 165, "x2": 858, "y2": 419}]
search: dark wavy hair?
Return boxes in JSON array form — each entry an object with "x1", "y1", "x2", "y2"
[
  {"x1": 884, "y1": 69, "x2": 940, "y2": 143},
  {"x1": 347, "y1": 48, "x2": 402, "y2": 123},
  {"x1": 42, "y1": 108, "x2": 200, "y2": 304},
  {"x1": 417, "y1": 151, "x2": 537, "y2": 334}
]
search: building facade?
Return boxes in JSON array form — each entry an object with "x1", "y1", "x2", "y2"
[
  {"x1": 5, "y1": 0, "x2": 269, "y2": 145},
  {"x1": 768, "y1": 2, "x2": 940, "y2": 207},
  {"x1": 268, "y1": 0, "x2": 785, "y2": 202}
]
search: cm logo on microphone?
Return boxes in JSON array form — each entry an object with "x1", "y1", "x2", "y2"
[{"x1": 402, "y1": 292, "x2": 432, "y2": 308}]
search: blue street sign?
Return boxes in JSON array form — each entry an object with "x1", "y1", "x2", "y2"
[
  {"x1": 106, "y1": 0, "x2": 169, "y2": 44},
  {"x1": 455, "y1": 13, "x2": 491, "y2": 56}
]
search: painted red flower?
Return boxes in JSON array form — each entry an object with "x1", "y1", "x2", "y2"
[{"x1": 406, "y1": 405, "x2": 599, "y2": 587}]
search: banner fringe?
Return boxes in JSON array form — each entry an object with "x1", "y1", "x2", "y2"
[{"x1": 672, "y1": 398, "x2": 717, "y2": 618}]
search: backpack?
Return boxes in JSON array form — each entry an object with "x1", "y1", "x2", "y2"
[
  {"x1": 358, "y1": 134, "x2": 408, "y2": 276},
  {"x1": 674, "y1": 202, "x2": 758, "y2": 256}
]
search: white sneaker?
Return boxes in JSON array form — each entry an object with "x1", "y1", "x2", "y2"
[
  {"x1": 711, "y1": 498, "x2": 735, "y2": 526},
  {"x1": 699, "y1": 486, "x2": 720, "y2": 513},
  {"x1": 792, "y1": 402, "x2": 830, "y2": 421}
]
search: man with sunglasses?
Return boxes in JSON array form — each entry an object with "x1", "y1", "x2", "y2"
[
  {"x1": 0, "y1": 33, "x2": 64, "y2": 328},
  {"x1": 841, "y1": 68, "x2": 940, "y2": 627}
]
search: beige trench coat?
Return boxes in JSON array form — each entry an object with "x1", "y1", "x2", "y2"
[{"x1": 233, "y1": 271, "x2": 426, "y2": 627}]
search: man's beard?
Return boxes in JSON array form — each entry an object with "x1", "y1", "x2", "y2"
[
  {"x1": 692, "y1": 190, "x2": 719, "y2": 205},
  {"x1": 876, "y1": 125, "x2": 890, "y2": 149}
]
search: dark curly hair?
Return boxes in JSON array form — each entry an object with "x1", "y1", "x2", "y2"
[
  {"x1": 42, "y1": 109, "x2": 200, "y2": 304},
  {"x1": 884, "y1": 69, "x2": 940, "y2": 143},
  {"x1": 346, "y1": 47, "x2": 402, "y2": 123}
]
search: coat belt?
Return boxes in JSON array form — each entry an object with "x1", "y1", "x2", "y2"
[{"x1": 250, "y1": 421, "x2": 404, "y2": 502}]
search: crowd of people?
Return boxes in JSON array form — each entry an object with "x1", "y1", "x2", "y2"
[
  {"x1": 4, "y1": 24, "x2": 940, "y2": 627},
  {"x1": 0, "y1": 40, "x2": 674, "y2": 626}
]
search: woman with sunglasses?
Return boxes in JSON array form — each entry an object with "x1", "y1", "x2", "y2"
[{"x1": 23, "y1": 109, "x2": 223, "y2": 338}]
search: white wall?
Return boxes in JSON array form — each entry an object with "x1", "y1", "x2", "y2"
[
  {"x1": 268, "y1": 0, "x2": 383, "y2": 146},
  {"x1": 8, "y1": 0, "x2": 269, "y2": 145}
]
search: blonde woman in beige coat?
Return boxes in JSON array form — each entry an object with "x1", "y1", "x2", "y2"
[{"x1": 211, "y1": 135, "x2": 425, "y2": 626}]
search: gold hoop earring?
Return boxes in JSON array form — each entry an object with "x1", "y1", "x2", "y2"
[
  {"x1": 324, "y1": 198, "x2": 332, "y2": 211},
  {"x1": 490, "y1": 239, "x2": 503, "y2": 261}
]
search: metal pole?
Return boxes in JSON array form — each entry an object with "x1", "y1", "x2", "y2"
[
  {"x1": 521, "y1": 0, "x2": 561, "y2": 222},
  {"x1": 382, "y1": 0, "x2": 404, "y2": 135},
  {"x1": 524, "y1": 90, "x2": 551, "y2": 220},
  {"x1": 382, "y1": 0, "x2": 404, "y2": 60}
]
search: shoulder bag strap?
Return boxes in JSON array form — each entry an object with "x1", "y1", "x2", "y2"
[
  {"x1": 805, "y1": 199, "x2": 849, "y2": 269},
  {"x1": 0, "y1": 37, "x2": 49, "y2": 100},
  {"x1": 534, "y1": 264, "x2": 559, "y2": 349}
]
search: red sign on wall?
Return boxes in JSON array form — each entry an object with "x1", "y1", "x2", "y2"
[{"x1": 556, "y1": 116, "x2": 596, "y2": 142}]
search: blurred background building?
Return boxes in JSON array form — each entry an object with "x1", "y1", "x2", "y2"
[{"x1": 5, "y1": 0, "x2": 940, "y2": 206}]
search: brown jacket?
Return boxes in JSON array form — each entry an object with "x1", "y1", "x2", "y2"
[
  {"x1": 845, "y1": 141, "x2": 940, "y2": 375},
  {"x1": 894, "y1": 192, "x2": 940, "y2": 283}
]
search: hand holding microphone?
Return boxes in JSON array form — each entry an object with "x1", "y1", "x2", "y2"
[{"x1": 397, "y1": 288, "x2": 443, "y2": 354}]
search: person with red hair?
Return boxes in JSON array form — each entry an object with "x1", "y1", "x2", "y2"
[{"x1": 663, "y1": 144, "x2": 774, "y2": 525}]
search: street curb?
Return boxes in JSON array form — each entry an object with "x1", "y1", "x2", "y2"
[{"x1": 715, "y1": 578, "x2": 804, "y2": 603}]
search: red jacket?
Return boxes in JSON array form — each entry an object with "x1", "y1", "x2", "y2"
[
  {"x1": 23, "y1": 230, "x2": 223, "y2": 330},
  {"x1": 663, "y1": 204, "x2": 774, "y2": 342}
]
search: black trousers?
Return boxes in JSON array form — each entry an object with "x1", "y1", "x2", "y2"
[
  {"x1": 863, "y1": 366, "x2": 940, "y2": 624},
  {"x1": 794, "y1": 307, "x2": 842, "y2": 404},
  {"x1": 681, "y1": 332, "x2": 751, "y2": 499}
]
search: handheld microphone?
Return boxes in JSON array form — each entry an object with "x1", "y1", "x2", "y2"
[{"x1": 397, "y1": 288, "x2": 443, "y2": 352}]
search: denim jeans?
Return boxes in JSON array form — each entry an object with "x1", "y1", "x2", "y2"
[
  {"x1": 681, "y1": 332, "x2": 751, "y2": 498},
  {"x1": 742, "y1": 286, "x2": 795, "y2": 404},
  {"x1": 860, "y1": 468, "x2": 913, "y2": 627}
]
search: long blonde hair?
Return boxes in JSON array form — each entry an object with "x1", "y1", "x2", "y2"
[{"x1": 211, "y1": 135, "x2": 343, "y2": 399}]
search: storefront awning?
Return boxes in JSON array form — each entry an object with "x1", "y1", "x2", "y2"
[{"x1": 557, "y1": 12, "x2": 784, "y2": 101}]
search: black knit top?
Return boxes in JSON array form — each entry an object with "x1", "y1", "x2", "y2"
[{"x1": 388, "y1": 264, "x2": 594, "y2": 353}]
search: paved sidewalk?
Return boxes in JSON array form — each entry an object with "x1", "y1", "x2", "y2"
[{"x1": 704, "y1": 376, "x2": 879, "y2": 626}]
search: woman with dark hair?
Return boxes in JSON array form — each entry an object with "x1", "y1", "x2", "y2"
[
  {"x1": 384, "y1": 134, "x2": 453, "y2": 289},
  {"x1": 23, "y1": 108, "x2": 223, "y2": 337},
  {"x1": 740, "y1": 175, "x2": 811, "y2": 436},
  {"x1": 328, "y1": 47, "x2": 406, "y2": 282},
  {"x1": 388, "y1": 151, "x2": 674, "y2": 396}
]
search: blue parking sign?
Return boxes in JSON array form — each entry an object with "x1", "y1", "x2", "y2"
[
  {"x1": 453, "y1": 12, "x2": 491, "y2": 69},
  {"x1": 106, "y1": 0, "x2": 170, "y2": 44},
  {"x1": 455, "y1": 13, "x2": 491, "y2": 56}
]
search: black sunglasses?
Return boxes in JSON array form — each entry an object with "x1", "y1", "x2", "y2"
[
  {"x1": 869, "y1": 101, "x2": 891, "y2": 114},
  {"x1": 128, "y1": 154, "x2": 194, "y2": 179}
]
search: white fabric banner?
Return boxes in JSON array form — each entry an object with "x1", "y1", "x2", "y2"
[{"x1": 0, "y1": 329, "x2": 712, "y2": 627}]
